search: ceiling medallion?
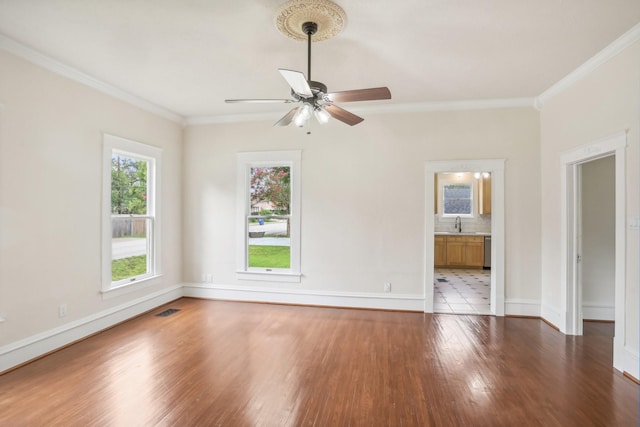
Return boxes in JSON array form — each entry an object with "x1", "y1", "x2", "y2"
[{"x1": 275, "y1": 0, "x2": 346, "y2": 42}]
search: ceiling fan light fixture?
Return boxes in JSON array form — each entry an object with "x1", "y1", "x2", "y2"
[
  {"x1": 226, "y1": 1, "x2": 390, "y2": 129},
  {"x1": 294, "y1": 103, "x2": 313, "y2": 126},
  {"x1": 314, "y1": 106, "x2": 330, "y2": 124}
]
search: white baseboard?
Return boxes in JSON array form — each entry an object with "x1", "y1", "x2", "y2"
[
  {"x1": 0, "y1": 285, "x2": 183, "y2": 374},
  {"x1": 541, "y1": 304, "x2": 563, "y2": 330},
  {"x1": 3, "y1": 282, "x2": 635, "y2": 379},
  {"x1": 614, "y1": 337, "x2": 639, "y2": 378},
  {"x1": 182, "y1": 283, "x2": 425, "y2": 311},
  {"x1": 582, "y1": 303, "x2": 615, "y2": 321},
  {"x1": 505, "y1": 299, "x2": 541, "y2": 317}
]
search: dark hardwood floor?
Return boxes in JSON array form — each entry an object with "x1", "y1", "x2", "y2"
[{"x1": 0, "y1": 298, "x2": 637, "y2": 426}]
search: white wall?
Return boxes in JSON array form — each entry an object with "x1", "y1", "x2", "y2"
[
  {"x1": 0, "y1": 50, "x2": 183, "y2": 356},
  {"x1": 182, "y1": 108, "x2": 541, "y2": 309},
  {"x1": 540, "y1": 40, "x2": 639, "y2": 373},
  {"x1": 581, "y1": 156, "x2": 615, "y2": 320}
]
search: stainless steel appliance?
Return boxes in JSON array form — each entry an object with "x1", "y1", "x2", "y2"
[{"x1": 483, "y1": 235, "x2": 491, "y2": 269}]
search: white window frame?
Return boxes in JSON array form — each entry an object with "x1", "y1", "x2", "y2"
[
  {"x1": 440, "y1": 178, "x2": 476, "y2": 219},
  {"x1": 236, "y1": 150, "x2": 301, "y2": 283},
  {"x1": 102, "y1": 134, "x2": 162, "y2": 294}
]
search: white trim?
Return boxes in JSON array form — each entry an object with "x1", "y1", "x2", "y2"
[
  {"x1": 0, "y1": 33, "x2": 184, "y2": 125},
  {"x1": 236, "y1": 150, "x2": 302, "y2": 280},
  {"x1": 425, "y1": 159, "x2": 506, "y2": 316},
  {"x1": 236, "y1": 271, "x2": 301, "y2": 283},
  {"x1": 621, "y1": 346, "x2": 639, "y2": 380},
  {"x1": 102, "y1": 134, "x2": 163, "y2": 293},
  {"x1": 101, "y1": 274, "x2": 165, "y2": 300},
  {"x1": 541, "y1": 304, "x2": 563, "y2": 329},
  {"x1": 559, "y1": 130, "x2": 627, "y2": 374},
  {"x1": 536, "y1": 23, "x2": 640, "y2": 108},
  {"x1": 0, "y1": 285, "x2": 182, "y2": 374},
  {"x1": 186, "y1": 98, "x2": 536, "y2": 125},
  {"x1": 582, "y1": 303, "x2": 615, "y2": 321},
  {"x1": 183, "y1": 283, "x2": 424, "y2": 311},
  {"x1": 560, "y1": 130, "x2": 628, "y2": 164},
  {"x1": 505, "y1": 299, "x2": 541, "y2": 317}
]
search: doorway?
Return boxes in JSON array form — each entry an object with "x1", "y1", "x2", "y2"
[
  {"x1": 560, "y1": 130, "x2": 626, "y2": 372},
  {"x1": 424, "y1": 159, "x2": 505, "y2": 316},
  {"x1": 579, "y1": 156, "x2": 615, "y2": 326},
  {"x1": 433, "y1": 172, "x2": 492, "y2": 315}
]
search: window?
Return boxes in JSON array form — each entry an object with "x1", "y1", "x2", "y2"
[
  {"x1": 237, "y1": 151, "x2": 301, "y2": 282},
  {"x1": 442, "y1": 182, "x2": 474, "y2": 217},
  {"x1": 102, "y1": 134, "x2": 162, "y2": 292}
]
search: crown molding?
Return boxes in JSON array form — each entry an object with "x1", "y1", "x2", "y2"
[
  {"x1": 185, "y1": 97, "x2": 536, "y2": 126},
  {"x1": 0, "y1": 33, "x2": 185, "y2": 125},
  {"x1": 3, "y1": 18, "x2": 637, "y2": 125},
  {"x1": 187, "y1": 111, "x2": 286, "y2": 125},
  {"x1": 535, "y1": 22, "x2": 640, "y2": 109},
  {"x1": 350, "y1": 97, "x2": 535, "y2": 114}
]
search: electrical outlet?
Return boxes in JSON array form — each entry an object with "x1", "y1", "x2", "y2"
[
  {"x1": 58, "y1": 303, "x2": 68, "y2": 318},
  {"x1": 384, "y1": 282, "x2": 392, "y2": 293},
  {"x1": 201, "y1": 273, "x2": 207, "y2": 283},
  {"x1": 206, "y1": 273, "x2": 213, "y2": 283},
  {"x1": 0, "y1": 315, "x2": 5, "y2": 323}
]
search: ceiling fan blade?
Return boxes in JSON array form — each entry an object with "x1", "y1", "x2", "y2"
[
  {"x1": 225, "y1": 99, "x2": 296, "y2": 103},
  {"x1": 324, "y1": 87, "x2": 391, "y2": 103},
  {"x1": 278, "y1": 69, "x2": 313, "y2": 98},
  {"x1": 273, "y1": 107, "x2": 300, "y2": 127},
  {"x1": 324, "y1": 104, "x2": 364, "y2": 126}
]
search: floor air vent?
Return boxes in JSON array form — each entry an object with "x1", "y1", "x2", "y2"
[
  {"x1": 155, "y1": 308, "x2": 181, "y2": 317},
  {"x1": 437, "y1": 278, "x2": 448, "y2": 282}
]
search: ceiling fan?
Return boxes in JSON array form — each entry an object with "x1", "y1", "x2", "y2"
[{"x1": 225, "y1": 21, "x2": 391, "y2": 127}]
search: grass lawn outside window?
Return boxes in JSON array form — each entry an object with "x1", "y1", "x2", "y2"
[
  {"x1": 248, "y1": 245, "x2": 290, "y2": 269},
  {"x1": 112, "y1": 255, "x2": 147, "y2": 281}
]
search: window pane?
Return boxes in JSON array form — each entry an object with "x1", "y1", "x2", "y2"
[
  {"x1": 111, "y1": 154, "x2": 148, "y2": 215},
  {"x1": 247, "y1": 216, "x2": 290, "y2": 269},
  {"x1": 250, "y1": 166, "x2": 290, "y2": 215},
  {"x1": 112, "y1": 217, "x2": 151, "y2": 282},
  {"x1": 443, "y1": 184, "x2": 472, "y2": 215},
  {"x1": 248, "y1": 166, "x2": 291, "y2": 269}
]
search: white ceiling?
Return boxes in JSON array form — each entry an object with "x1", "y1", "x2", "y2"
[{"x1": 0, "y1": 0, "x2": 639, "y2": 122}]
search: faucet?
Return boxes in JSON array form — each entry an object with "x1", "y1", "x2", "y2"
[{"x1": 455, "y1": 216, "x2": 462, "y2": 233}]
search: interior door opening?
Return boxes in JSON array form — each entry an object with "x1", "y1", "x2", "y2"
[
  {"x1": 577, "y1": 156, "x2": 615, "y2": 336},
  {"x1": 560, "y1": 130, "x2": 626, "y2": 373},
  {"x1": 433, "y1": 172, "x2": 492, "y2": 315},
  {"x1": 424, "y1": 159, "x2": 505, "y2": 317}
]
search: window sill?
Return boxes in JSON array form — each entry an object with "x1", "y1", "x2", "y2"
[
  {"x1": 236, "y1": 271, "x2": 301, "y2": 283},
  {"x1": 101, "y1": 274, "x2": 163, "y2": 299}
]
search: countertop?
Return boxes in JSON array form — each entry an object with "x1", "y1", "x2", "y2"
[{"x1": 435, "y1": 232, "x2": 491, "y2": 236}]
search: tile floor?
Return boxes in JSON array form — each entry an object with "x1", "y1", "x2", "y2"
[{"x1": 434, "y1": 268, "x2": 491, "y2": 315}]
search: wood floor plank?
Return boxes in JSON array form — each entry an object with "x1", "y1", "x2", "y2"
[{"x1": 0, "y1": 298, "x2": 637, "y2": 426}]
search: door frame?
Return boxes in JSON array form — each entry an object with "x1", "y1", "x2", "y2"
[
  {"x1": 560, "y1": 130, "x2": 626, "y2": 370},
  {"x1": 424, "y1": 159, "x2": 506, "y2": 315}
]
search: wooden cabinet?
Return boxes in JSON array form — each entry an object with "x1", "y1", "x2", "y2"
[
  {"x1": 434, "y1": 236, "x2": 447, "y2": 267},
  {"x1": 479, "y1": 175, "x2": 491, "y2": 214},
  {"x1": 445, "y1": 236, "x2": 466, "y2": 266},
  {"x1": 464, "y1": 237, "x2": 484, "y2": 267},
  {"x1": 435, "y1": 235, "x2": 485, "y2": 268}
]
